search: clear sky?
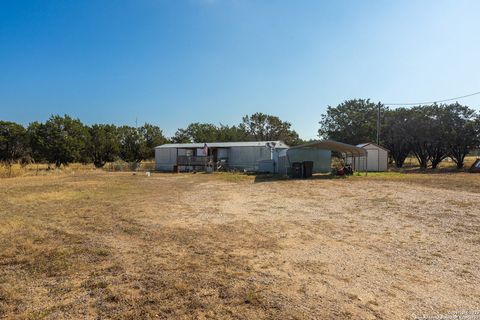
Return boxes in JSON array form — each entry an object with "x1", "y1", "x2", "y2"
[{"x1": 1, "y1": 0, "x2": 480, "y2": 139}]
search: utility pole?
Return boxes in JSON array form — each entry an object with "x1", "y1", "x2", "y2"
[{"x1": 376, "y1": 104, "x2": 381, "y2": 145}]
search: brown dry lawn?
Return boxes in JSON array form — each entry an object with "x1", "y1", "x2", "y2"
[{"x1": 1, "y1": 171, "x2": 479, "y2": 319}]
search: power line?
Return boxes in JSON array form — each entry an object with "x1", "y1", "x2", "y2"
[{"x1": 384, "y1": 90, "x2": 480, "y2": 106}]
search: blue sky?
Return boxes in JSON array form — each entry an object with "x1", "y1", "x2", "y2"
[{"x1": 1, "y1": 0, "x2": 480, "y2": 139}]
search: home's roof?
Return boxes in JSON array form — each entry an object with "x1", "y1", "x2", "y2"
[
  {"x1": 356, "y1": 142, "x2": 390, "y2": 152},
  {"x1": 289, "y1": 139, "x2": 367, "y2": 156},
  {"x1": 155, "y1": 141, "x2": 289, "y2": 149}
]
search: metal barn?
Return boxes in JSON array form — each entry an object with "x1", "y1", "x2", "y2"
[
  {"x1": 347, "y1": 142, "x2": 389, "y2": 172},
  {"x1": 155, "y1": 141, "x2": 289, "y2": 172}
]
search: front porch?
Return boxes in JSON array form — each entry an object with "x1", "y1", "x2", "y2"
[
  {"x1": 176, "y1": 155, "x2": 214, "y2": 166},
  {"x1": 176, "y1": 148, "x2": 229, "y2": 171}
]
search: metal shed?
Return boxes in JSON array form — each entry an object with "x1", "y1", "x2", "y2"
[
  {"x1": 155, "y1": 141, "x2": 289, "y2": 172},
  {"x1": 347, "y1": 142, "x2": 389, "y2": 172}
]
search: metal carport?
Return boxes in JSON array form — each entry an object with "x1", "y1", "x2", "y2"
[{"x1": 285, "y1": 140, "x2": 369, "y2": 176}]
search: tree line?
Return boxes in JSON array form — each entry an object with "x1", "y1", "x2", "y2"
[
  {"x1": 3, "y1": 102, "x2": 479, "y2": 169},
  {"x1": 319, "y1": 99, "x2": 480, "y2": 169},
  {"x1": 0, "y1": 115, "x2": 168, "y2": 168},
  {"x1": 0, "y1": 112, "x2": 300, "y2": 167}
]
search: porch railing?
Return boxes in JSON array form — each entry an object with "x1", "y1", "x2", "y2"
[{"x1": 177, "y1": 155, "x2": 214, "y2": 166}]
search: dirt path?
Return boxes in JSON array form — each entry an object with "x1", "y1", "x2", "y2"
[{"x1": 1, "y1": 172, "x2": 479, "y2": 319}]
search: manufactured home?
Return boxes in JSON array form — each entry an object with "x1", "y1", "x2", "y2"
[
  {"x1": 155, "y1": 139, "x2": 371, "y2": 175},
  {"x1": 155, "y1": 141, "x2": 289, "y2": 172}
]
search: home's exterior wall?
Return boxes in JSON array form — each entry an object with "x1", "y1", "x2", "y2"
[
  {"x1": 227, "y1": 146, "x2": 271, "y2": 171},
  {"x1": 155, "y1": 148, "x2": 177, "y2": 171},
  {"x1": 217, "y1": 148, "x2": 228, "y2": 159},
  {"x1": 155, "y1": 146, "x2": 288, "y2": 172}
]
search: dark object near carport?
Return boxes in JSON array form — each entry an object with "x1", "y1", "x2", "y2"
[
  {"x1": 344, "y1": 164, "x2": 353, "y2": 175},
  {"x1": 470, "y1": 159, "x2": 480, "y2": 173},
  {"x1": 302, "y1": 161, "x2": 313, "y2": 178},
  {"x1": 291, "y1": 162, "x2": 303, "y2": 178}
]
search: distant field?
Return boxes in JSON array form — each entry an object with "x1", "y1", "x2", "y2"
[
  {"x1": 0, "y1": 161, "x2": 156, "y2": 178},
  {"x1": 401, "y1": 155, "x2": 478, "y2": 169},
  {"x1": 1, "y1": 171, "x2": 479, "y2": 319}
]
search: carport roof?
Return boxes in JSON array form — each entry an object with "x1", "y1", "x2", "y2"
[{"x1": 289, "y1": 140, "x2": 367, "y2": 156}]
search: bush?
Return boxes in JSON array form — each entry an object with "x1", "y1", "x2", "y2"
[{"x1": 106, "y1": 160, "x2": 130, "y2": 171}]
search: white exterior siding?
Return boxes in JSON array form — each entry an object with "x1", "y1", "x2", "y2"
[
  {"x1": 154, "y1": 141, "x2": 288, "y2": 172},
  {"x1": 227, "y1": 146, "x2": 273, "y2": 171},
  {"x1": 347, "y1": 143, "x2": 388, "y2": 172},
  {"x1": 217, "y1": 148, "x2": 228, "y2": 159},
  {"x1": 155, "y1": 148, "x2": 177, "y2": 171}
]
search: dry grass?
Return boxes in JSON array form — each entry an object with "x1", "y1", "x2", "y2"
[
  {"x1": 401, "y1": 155, "x2": 478, "y2": 169},
  {"x1": 355, "y1": 171, "x2": 480, "y2": 194},
  {"x1": 0, "y1": 161, "x2": 156, "y2": 178},
  {"x1": 1, "y1": 171, "x2": 479, "y2": 319},
  {"x1": 0, "y1": 163, "x2": 97, "y2": 178}
]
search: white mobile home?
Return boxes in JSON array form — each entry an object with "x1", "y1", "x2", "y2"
[{"x1": 155, "y1": 141, "x2": 289, "y2": 172}]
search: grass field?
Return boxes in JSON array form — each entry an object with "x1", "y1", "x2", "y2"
[{"x1": 1, "y1": 171, "x2": 480, "y2": 319}]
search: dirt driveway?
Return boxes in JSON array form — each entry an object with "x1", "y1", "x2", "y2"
[{"x1": 1, "y1": 172, "x2": 479, "y2": 319}]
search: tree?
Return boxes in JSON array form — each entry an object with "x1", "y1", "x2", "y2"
[
  {"x1": 406, "y1": 104, "x2": 452, "y2": 169},
  {"x1": 88, "y1": 124, "x2": 120, "y2": 168},
  {"x1": 0, "y1": 121, "x2": 29, "y2": 164},
  {"x1": 118, "y1": 126, "x2": 144, "y2": 163},
  {"x1": 442, "y1": 103, "x2": 480, "y2": 169},
  {"x1": 425, "y1": 105, "x2": 450, "y2": 169},
  {"x1": 382, "y1": 108, "x2": 411, "y2": 168},
  {"x1": 171, "y1": 129, "x2": 191, "y2": 143},
  {"x1": 382, "y1": 103, "x2": 479, "y2": 170},
  {"x1": 27, "y1": 121, "x2": 46, "y2": 163},
  {"x1": 172, "y1": 123, "x2": 220, "y2": 143},
  {"x1": 216, "y1": 124, "x2": 249, "y2": 142},
  {"x1": 318, "y1": 99, "x2": 386, "y2": 145},
  {"x1": 427, "y1": 104, "x2": 455, "y2": 169},
  {"x1": 139, "y1": 123, "x2": 168, "y2": 158},
  {"x1": 241, "y1": 113, "x2": 301, "y2": 145},
  {"x1": 172, "y1": 123, "x2": 249, "y2": 143},
  {"x1": 406, "y1": 106, "x2": 435, "y2": 169},
  {"x1": 28, "y1": 115, "x2": 89, "y2": 167}
]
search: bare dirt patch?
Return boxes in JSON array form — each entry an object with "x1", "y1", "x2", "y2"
[{"x1": 1, "y1": 172, "x2": 479, "y2": 319}]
